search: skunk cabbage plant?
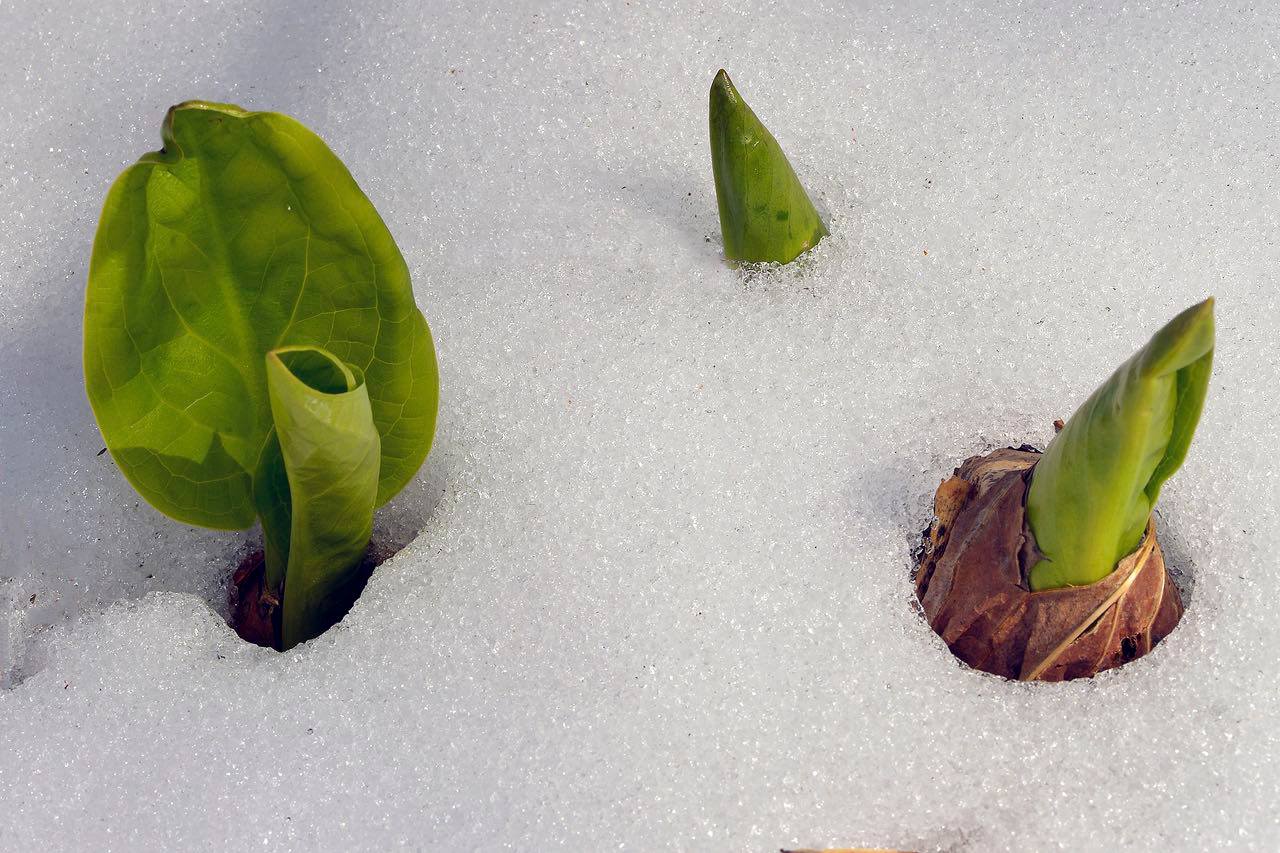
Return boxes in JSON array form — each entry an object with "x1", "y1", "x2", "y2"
[
  {"x1": 85, "y1": 101, "x2": 438, "y2": 648},
  {"x1": 709, "y1": 69, "x2": 828, "y2": 265},
  {"x1": 1026, "y1": 299, "x2": 1214, "y2": 591}
]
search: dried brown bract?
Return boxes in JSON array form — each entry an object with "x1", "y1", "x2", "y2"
[{"x1": 915, "y1": 448, "x2": 1182, "y2": 681}]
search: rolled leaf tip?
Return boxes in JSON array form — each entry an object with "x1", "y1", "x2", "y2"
[
  {"x1": 709, "y1": 69, "x2": 828, "y2": 265},
  {"x1": 1139, "y1": 296, "x2": 1214, "y2": 379},
  {"x1": 710, "y1": 68, "x2": 737, "y2": 105}
]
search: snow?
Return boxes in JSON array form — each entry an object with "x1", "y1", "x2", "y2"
[{"x1": 2, "y1": 1, "x2": 1278, "y2": 850}]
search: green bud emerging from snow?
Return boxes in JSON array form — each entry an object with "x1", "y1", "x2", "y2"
[
  {"x1": 708, "y1": 69, "x2": 828, "y2": 265},
  {"x1": 1026, "y1": 298, "x2": 1215, "y2": 591}
]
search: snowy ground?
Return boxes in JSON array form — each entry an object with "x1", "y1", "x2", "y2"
[{"x1": 2, "y1": 1, "x2": 1278, "y2": 850}]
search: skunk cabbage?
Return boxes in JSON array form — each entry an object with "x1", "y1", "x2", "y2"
[
  {"x1": 709, "y1": 69, "x2": 827, "y2": 265},
  {"x1": 85, "y1": 101, "x2": 438, "y2": 647},
  {"x1": 1026, "y1": 299, "x2": 1214, "y2": 591}
]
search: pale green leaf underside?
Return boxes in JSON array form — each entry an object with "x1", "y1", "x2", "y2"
[
  {"x1": 709, "y1": 70, "x2": 828, "y2": 265},
  {"x1": 263, "y1": 346, "x2": 379, "y2": 650},
  {"x1": 86, "y1": 101, "x2": 438, "y2": 529},
  {"x1": 1026, "y1": 298, "x2": 1214, "y2": 590}
]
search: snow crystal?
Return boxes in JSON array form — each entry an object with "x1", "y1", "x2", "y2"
[{"x1": 1, "y1": 1, "x2": 1278, "y2": 850}]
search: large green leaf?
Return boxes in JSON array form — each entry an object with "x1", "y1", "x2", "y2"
[
  {"x1": 85, "y1": 101, "x2": 438, "y2": 529},
  {"x1": 261, "y1": 346, "x2": 379, "y2": 650},
  {"x1": 1026, "y1": 298, "x2": 1214, "y2": 590},
  {"x1": 709, "y1": 69, "x2": 828, "y2": 265}
]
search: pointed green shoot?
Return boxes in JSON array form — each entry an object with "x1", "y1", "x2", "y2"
[
  {"x1": 256, "y1": 346, "x2": 380, "y2": 649},
  {"x1": 709, "y1": 69, "x2": 828, "y2": 265},
  {"x1": 1026, "y1": 298, "x2": 1215, "y2": 591}
]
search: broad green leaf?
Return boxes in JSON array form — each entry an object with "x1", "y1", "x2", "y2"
[
  {"x1": 1026, "y1": 298, "x2": 1214, "y2": 590},
  {"x1": 709, "y1": 69, "x2": 828, "y2": 265},
  {"x1": 264, "y1": 346, "x2": 379, "y2": 650},
  {"x1": 85, "y1": 101, "x2": 438, "y2": 529}
]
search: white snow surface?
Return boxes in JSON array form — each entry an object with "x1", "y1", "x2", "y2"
[{"x1": 2, "y1": 1, "x2": 1278, "y2": 850}]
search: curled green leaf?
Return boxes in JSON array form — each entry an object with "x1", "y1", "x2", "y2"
[
  {"x1": 85, "y1": 101, "x2": 438, "y2": 530},
  {"x1": 260, "y1": 346, "x2": 379, "y2": 650},
  {"x1": 1026, "y1": 298, "x2": 1215, "y2": 591},
  {"x1": 709, "y1": 69, "x2": 828, "y2": 265}
]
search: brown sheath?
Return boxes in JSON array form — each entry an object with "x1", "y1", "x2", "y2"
[{"x1": 914, "y1": 448, "x2": 1183, "y2": 681}]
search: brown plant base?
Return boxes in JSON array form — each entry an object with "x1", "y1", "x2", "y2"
[
  {"x1": 228, "y1": 540, "x2": 396, "y2": 650},
  {"x1": 914, "y1": 447, "x2": 1183, "y2": 682}
]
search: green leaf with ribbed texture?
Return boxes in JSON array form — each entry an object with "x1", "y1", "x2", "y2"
[
  {"x1": 260, "y1": 346, "x2": 379, "y2": 650},
  {"x1": 709, "y1": 69, "x2": 828, "y2": 265},
  {"x1": 1026, "y1": 298, "x2": 1215, "y2": 590},
  {"x1": 85, "y1": 101, "x2": 438, "y2": 529}
]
